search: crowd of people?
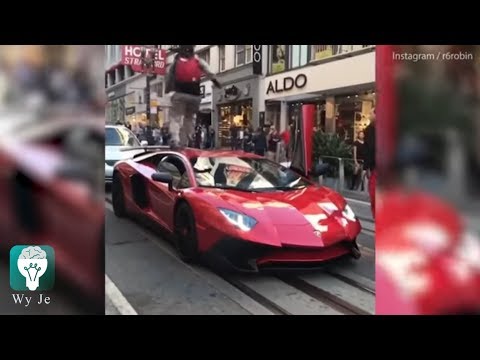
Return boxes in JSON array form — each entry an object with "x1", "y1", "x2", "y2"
[
  {"x1": 228, "y1": 124, "x2": 290, "y2": 160},
  {"x1": 117, "y1": 120, "x2": 217, "y2": 149}
]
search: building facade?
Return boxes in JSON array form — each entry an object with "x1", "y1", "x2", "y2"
[
  {"x1": 263, "y1": 45, "x2": 376, "y2": 142},
  {"x1": 105, "y1": 45, "x2": 375, "y2": 144},
  {"x1": 105, "y1": 45, "x2": 169, "y2": 127}
]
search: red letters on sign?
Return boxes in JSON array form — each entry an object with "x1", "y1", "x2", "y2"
[{"x1": 121, "y1": 45, "x2": 167, "y2": 75}]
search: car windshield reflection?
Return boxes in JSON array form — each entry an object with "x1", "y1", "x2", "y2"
[{"x1": 191, "y1": 156, "x2": 310, "y2": 192}]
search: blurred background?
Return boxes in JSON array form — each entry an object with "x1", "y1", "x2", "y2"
[
  {"x1": 376, "y1": 45, "x2": 480, "y2": 315},
  {"x1": 0, "y1": 45, "x2": 105, "y2": 315}
]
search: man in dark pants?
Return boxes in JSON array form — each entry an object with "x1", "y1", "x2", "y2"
[
  {"x1": 253, "y1": 127, "x2": 267, "y2": 156},
  {"x1": 364, "y1": 108, "x2": 376, "y2": 218}
]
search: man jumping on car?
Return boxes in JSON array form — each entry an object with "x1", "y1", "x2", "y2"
[{"x1": 165, "y1": 45, "x2": 221, "y2": 149}]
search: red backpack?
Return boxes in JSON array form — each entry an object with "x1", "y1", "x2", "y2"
[{"x1": 175, "y1": 56, "x2": 203, "y2": 83}]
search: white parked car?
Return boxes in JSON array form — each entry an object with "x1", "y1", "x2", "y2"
[{"x1": 105, "y1": 125, "x2": 147, "y2": 183}]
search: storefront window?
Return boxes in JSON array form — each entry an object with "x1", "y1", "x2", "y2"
[
  {"x1": 290, "y1": 45, "x2": 308, "y2": 68},
  {"x1": 335, "y1": 92, "x2": 376, "y2": 143},
  {"x1": 236, "y1": 45, "x2": 252, "y2": 66},
  {"x1": 127, "y1": 113, "x2": 149, "y2": 133},
  {"x1": 270, "y1": 45, "x2": 287, "y2": 74},
  {"x1": 265, "y1": 103, "x2": 281, "y2": 130},
  {"x1": 218, "y1": 101, "x2": 253, "y2": 148},
  {"x1": 106, "y1": 97, "x2": 125, "y2": 124}
]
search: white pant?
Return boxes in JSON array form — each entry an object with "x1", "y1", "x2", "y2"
[{"x1": 169, "y1": 92, "x2": 201, "y2": 146}]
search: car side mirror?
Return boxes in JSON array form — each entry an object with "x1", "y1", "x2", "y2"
[
  {"x1": 151, "y1": 172, "x2": 173, "y2": 190},
  {"x1": 141, "y1": 140, "x2": 148, "y2": 146}
]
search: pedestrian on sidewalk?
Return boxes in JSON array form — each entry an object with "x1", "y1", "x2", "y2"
[
  {"x1": 161, "y1": 124, "x2": 170, "y2": 145},
  {"x1": 267, "y1": 127, "x2": 281, "y2": 161},
  {"x1": 230, "y1": 124, "x2": 238, "y2": 150},
  {"x1": 165, "y1": 45, "x2": 221, "y2": 149},
  {"x1": 243, "y1": 127, "x2": 253, "y2": 152},
  {"x1": 253, "y1": 127, "x2": 267, "y2": 157},
  {"x1": 364, "y1": 108, "x2": 376, "y2": 218},
  {"x1": 209, "y1": 127, "x2": 216, "y2": 149},
  {"x1": 280, "y1": 124, "x2": 291, "y2": 161},
  {"x1": 351, "y1": 130, "x2": 367, "y2": 190}
]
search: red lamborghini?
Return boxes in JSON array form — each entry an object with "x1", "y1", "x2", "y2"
[{"x1": 111, "y1": 148, "x2": 362, "y2": 271}]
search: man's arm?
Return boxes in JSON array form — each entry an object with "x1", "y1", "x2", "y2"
[{"x1": 197, "y1": 56, "x2": 221, "y2": 88}]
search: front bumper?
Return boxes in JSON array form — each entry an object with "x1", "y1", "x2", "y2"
[{"x1": 206, "y1": 237, "x2": 359, "y2": 272}]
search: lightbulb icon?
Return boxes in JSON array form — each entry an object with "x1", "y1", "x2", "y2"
[{"x1": 17, "y1": 246, "x2": 48, "y2": 291}]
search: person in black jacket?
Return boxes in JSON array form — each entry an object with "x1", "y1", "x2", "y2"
[
  {"x1": 253, "y1": 127, "x2": 267, "y2": 156},
  {"x1": 364, "y1": 108, "x2": 376, "y2": 217},
  {"x1": 243, "y1": 127, "x2": 253, "y2": 152},
  {"x1": 351, "y1": 130, "x2": 367, "y2": 190}
]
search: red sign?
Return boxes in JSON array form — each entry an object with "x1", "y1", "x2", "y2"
[{"x1": 121, "y1": 45, "x2": 167, "y2": 75}]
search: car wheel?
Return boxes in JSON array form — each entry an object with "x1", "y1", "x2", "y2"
[
  {"x1": 112, "y1": 172, "x2": 126, "y2": 218},
  {"x1": 350, "y1": 240, "x2": 361, "y2": 260},
  {"x1": 174, "y1": 202, "x2": 200, "y2": 263}
]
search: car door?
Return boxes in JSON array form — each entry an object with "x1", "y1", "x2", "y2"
[{"x1": 147, "y1": 155, "x2": 191, "y2": 232}]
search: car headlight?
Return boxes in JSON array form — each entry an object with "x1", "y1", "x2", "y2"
[
  {"x1": 218, "y1": 208, "x2": 257, "y2": 231},
  {"x1": 342, "y1": 204, "x2": 356, "y2": 221}
]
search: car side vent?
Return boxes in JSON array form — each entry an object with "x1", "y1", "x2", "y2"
[
  {"x1": 130, "y1": 173, "x2": 149, "y2": 209},
  {"x1": 12, "y1": 171, "x2": 42, "y2": 234}
]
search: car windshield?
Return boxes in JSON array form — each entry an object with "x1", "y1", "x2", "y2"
[
  {"x1": 105, "y1": 127, "x2": 140, "y2": 146},
  {"x1": 191, "y1": 156, "x2": 311, "y2": 191}
]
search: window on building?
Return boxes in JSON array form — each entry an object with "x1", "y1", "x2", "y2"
[
  {"x1": 109, "y1": 45, "x2": 120, "y2": 64},
  {"x1": 109, "y1": 46, "x2": 115, "y2": 64},
  {"x1": 236, "y1": 45, "x2": 252, "y2": 66},
  {"x1": 218, "y1": 45, "x2": 226, "y2": 72},
  {"x1": 198, "y1": 49, "x2": 210, "y2": 65},
  {"x1": 270, "y1": 45, "x2": 287, "y2": 74},
  {"x1": 104, "y1": 45, "x2": 109, "y2": 67},
  {"x1": 118, "y1": 67, "x2": 125, "y2": 82},
  {"x1": 125, "y1": 65, "x2": 133, "y2": 78},
  {"x1": 290, "y1": 45, "x2": 308, "y2": 68},
  {"x1": 310, "y1": 45, "x2": 344, "y2": 60}
]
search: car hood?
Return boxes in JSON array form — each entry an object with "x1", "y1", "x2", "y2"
[
  {"x1": 200, "y1": 186, "x2": 346, "y2": 224},
  {"x1": 105, "y1": 146, "x2": 143, "y2": 162},
  {"x1": 194, "y1": 186, "x2": 360, "y2": 247}
]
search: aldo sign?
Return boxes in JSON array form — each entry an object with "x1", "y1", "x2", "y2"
[{"x1": 266, "y1": 74, "x2": 307, "y2": 95}]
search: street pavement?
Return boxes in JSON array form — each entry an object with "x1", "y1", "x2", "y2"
[{"x1": 105, "y1": 190, "x2": 375, "y2": 315}]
